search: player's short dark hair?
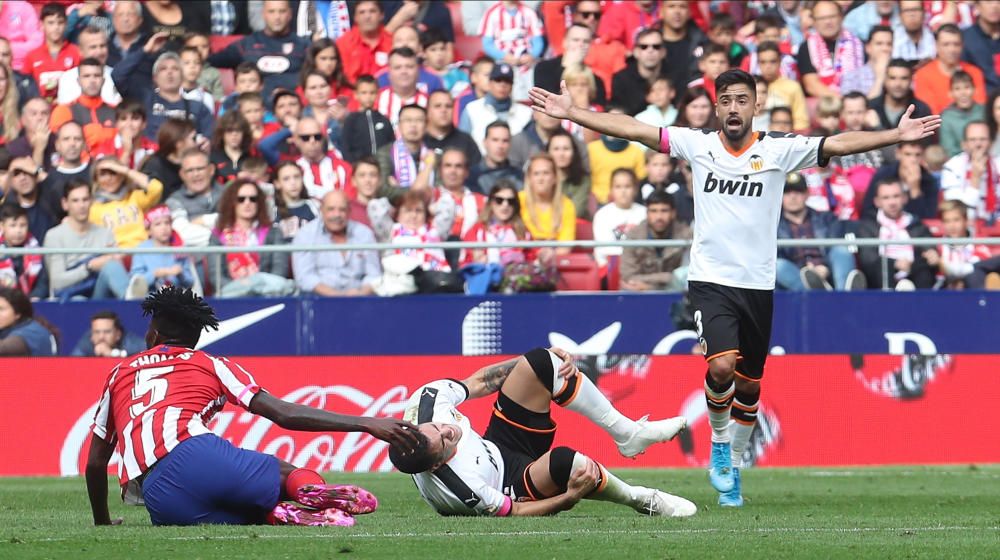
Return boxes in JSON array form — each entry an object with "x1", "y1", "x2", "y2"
[
  {"x1": 936, "y1": 23, "x2": 962, "y2": 40},
  {"x1": 387, "y1": 431, "x2": 435, "y2": 474},
  {"x1": 646, "y1": 190, "x2": 676, "y2": 209},
  {"x1": 142, "y1": 286, "x2": 220, "y2": 348},
  {"x1": 951, "y1": 70, "x2": 974, "y2": 88},
  {"x1": 715, "y1": 69, "x2": 757, "y2": 98},
  {"x1": 868, "y1": 25, "x2": 894, "y2": 43},
  {"x1": 389, "y1": 46, "x2": 418, "y2": 61},
  {"x1": 40, "y1": 2, "x2": 66, "y2": 21},
  {"x1": 115, "y1": 99, "x2": 146, "y2": 121},
  {"x1": 756, "y1": 41, "x2": 781, "y2": 58},
  {"x1": 91, "y1": 310, "x2": 124, "y2": 333},
  {"x1": 0, "y1": 204, "x2": 28, "y2": 222}
]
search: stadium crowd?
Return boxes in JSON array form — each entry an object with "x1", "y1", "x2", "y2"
[{"x1": 1, "y1": 0, "x2": 1000, "y2": 306}]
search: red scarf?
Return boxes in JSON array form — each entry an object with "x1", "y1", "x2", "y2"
[
  {"x1": 0, "y1": 236, "x2": 43, "y2": 295},
  {"x1": 214, "y1": 226, "x2": 269, "y2": 279}
]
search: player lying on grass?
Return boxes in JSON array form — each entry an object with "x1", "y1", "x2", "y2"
[
  {"x1": 85, "y1": 286, "x2": 421, "y2": 527},
  {"x1": 388, "y1": 348, "x2": 696, "y2": 517}
]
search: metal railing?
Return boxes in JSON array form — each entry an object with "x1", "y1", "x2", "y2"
[{"x1": 4, "y1": 237, "x2": 999, "y2": 293}]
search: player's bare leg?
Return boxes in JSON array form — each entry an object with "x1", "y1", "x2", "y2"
[
  {"x1": 524, "y1": 449, "x2": 696, "y2": 517},
  {"x1": 706, "y1": 353, "x2": 737, "y2": 493}
]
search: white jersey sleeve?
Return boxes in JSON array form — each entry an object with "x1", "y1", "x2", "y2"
[
  {"x1": 764, "y1": 132, "x2": 828, "y2": 172},
  {"x1": 402, "y1": 379, "x2": 469, "y2": 424},
  {"x1": 660, "y1": 126, "x2": 705, "y2": 161}
]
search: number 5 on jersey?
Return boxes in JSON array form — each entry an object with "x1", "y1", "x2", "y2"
[{"x1": 130, "y1": 366, "x2": 174, "y2": 418}]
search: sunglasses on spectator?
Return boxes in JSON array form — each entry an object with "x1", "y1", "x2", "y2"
[
  {"x1": 298, "y1": 133, "x2": 324, "y2": 142},
  {"x1": 577, "y1": 10, "x2": 601, "y2": 19},
  {"x1": 637, "y1": 43, "x2": 663, "y2": 51},
  {"x1": 492, "y1": 195, "x2": 516, "y2": 206},
  {"x1": 237, "y1": 195, "x2": 259, "y2": 204}
]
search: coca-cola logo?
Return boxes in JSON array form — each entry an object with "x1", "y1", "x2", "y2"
[{"x1": 61, "y1": 384, "x2": 414, "y2": 477}]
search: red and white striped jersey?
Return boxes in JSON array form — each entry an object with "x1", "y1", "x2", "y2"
[
  {"x1": 92, "y1": 134, "x2": 159, "y2": 170},
  {"x1": 478, "y1": 2, "x2": 543, "y2": 57},
  {"x1": 375, "y1": 86, "x2": 429, "y2": 130},
  {"x1": 91, "y1": 346, "x2": 262, "y2": 486},
  {"x1": 296, "y1": 152, "x2": 355, "y2": 201}
]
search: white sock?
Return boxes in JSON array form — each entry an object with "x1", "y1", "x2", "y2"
[
  {"x1": 573, "y1": 453, "x2": 644, "y2": 509},
  {"x1": 705, "y1": 377, "x2": 734, "y2": 443},
  {"x1": 550, "y1": 353, "x2": 634, "y2": 442},
  {"x1": 729, "y1": 397, "x2": 758, "y2": 469}
]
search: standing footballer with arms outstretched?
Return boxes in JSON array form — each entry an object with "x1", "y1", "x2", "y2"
[{"x1": 529, "y1": 69, "x2": 940, "y2": 507}]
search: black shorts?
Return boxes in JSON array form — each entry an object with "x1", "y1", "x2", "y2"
[
  {"x1": 483, "y1": 391, "x2": 555, "y2": 501},
  {"x1": 687, "y1": 280, "x2": 774, "y2": 380}
]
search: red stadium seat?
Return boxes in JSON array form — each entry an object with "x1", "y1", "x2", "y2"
[
  {"x1": 556, "y1": 254, "x2": 601, "y2": 291},
  {"x1": 574, "y1": 218, "x2": 593, "y2": 254},
  {"x1": 923, "y1": 218, "x2": 944, "y2": 237},
  {"x1": 210, "y1": 34, "x2": 244, "y2": 54},
  {"x1": 454, "y1": 35, "x2": 482, "y2": 63},
  {"x1": 447, "y1": 0, "x2": 466, "y2": 38},
  {"x1": 606, "y1": 255, "x2": 621, "y2": 291},
  {"x1": 219, "y1": 68, "x2": 235, "y2": 97}
]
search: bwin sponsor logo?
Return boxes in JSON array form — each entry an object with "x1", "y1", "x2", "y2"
[{"x1": 703, "y1": 171, "x2": 764, "y2": 197}]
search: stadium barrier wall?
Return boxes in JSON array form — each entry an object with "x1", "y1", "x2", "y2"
[
  {"x1": 1, "y1": 354, "x2": 995, "y2": 478},
  {"x1": 33, "y1": 291, "x2": 1000, "y2": 356}
]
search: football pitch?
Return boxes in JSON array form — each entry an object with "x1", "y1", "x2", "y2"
[{"x1": 2, "y1": 466, "x2": 997, "y2": 560}]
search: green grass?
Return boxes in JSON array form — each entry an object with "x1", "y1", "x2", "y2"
[{"x1": 1, "y1": 466, "x2": 998, "y2": 560}]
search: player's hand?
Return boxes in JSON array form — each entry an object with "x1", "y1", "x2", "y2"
[
  {"x1": 364, "y1": 418, "x2": 421, "y2": 452},
  {"x1": 548, "y1": 347, "x2": 579, "y2": 379},
  {"x1": 897, "y1": 105, "x2": 941, "y2": 142},
  {"x1": 566, "y1": 457, "x2": 600, "y2": 500},
  {"x1": 143, "y1": 32, "x2": 171, "y2": 54},
  {"x1": 529, "y1": 80, "x2": 574, "y2": 120}
]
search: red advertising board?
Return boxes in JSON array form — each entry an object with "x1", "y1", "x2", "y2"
[{"x1": 0, "y1": 354, "x2": 994, "y2": 478}]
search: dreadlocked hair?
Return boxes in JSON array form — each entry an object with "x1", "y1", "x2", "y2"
[{"x1": 141, "y1": 286, "x2": 220, "y2": 347}]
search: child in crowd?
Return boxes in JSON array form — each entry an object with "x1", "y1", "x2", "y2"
[
  {"x1": 813, "y1": 96, "x2": 842, "y2": 137},
  {"x1": 179, "y1": 46, "x2": 215, "y2": 115},
  {"x1": 592, "y1": 168, "x2": 647, "y2": 268},
  {"x1": 237, "y1": 92, "x2": 267, "y2": 142},
  {"x1": 390, "y1": 191, "x2": 450, "y2": 272},
  {"x1": 341, "y1": 75, "x2": 395, "y2": 164},
  {"x1": 687, "y1": 44, "x2": 729, "y2": 102},
  {"x1": 422, "y1": 29, "x2": 469, "y2": 98},
  {"x1": 455, "y1": 57, "x2": 495, "y2": 125},
  {"x1": 25, "y1": 3, "x2": 79, "y2": 103},
  {"x1": 940, "y1": 71, "x2": 986, "y2": 158},
  {"x1": 184, "y1": 31, "x2": 224, "y2": 100},
  {"x1": 932, "y1": 200, "x2": 992, "y2": 289},
  {"x1": 0, "y1": 206, "x2": 48, "y2": 300},
  {"x1": 219, "y1": 63, "x2": 265, "y2": 116},
  {"x1": 128, "y1": 205, "x2": 197, "y2": 296},
  {"x1": 635, "y1": 76, "x2": 678, "y2": 132},
  {"x1": 93, "y1": 101, "x2": 158, "y2": 170},
  {"x1": 752, "y1": 77, "x2": 771, "y2": 130},
  {"x1": 706, "y1": 13, "x2": 748, "y2": 68}
]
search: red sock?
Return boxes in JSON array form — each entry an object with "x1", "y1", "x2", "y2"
[{"x1": 285, "y1": 468, "x2": 325, "y2": 498}]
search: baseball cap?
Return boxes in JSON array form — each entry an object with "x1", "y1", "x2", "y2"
[
  {"x1": 490, "y1": 63, "x2": 514, "y2": 82},
  {"x1": 783, "y1": 172, "x2": 806, "y2": 193}
]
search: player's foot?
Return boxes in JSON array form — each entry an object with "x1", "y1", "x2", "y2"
[
  {"x1": 633, "y1": 487, "x2": 697, "y2": 518},
  {"x1": 270, "y1": 503, "x2": 356, "y2": 527},
  {"x1": 708, "y1": 441, "x2": 735, "y2": 493},
  {"x1": 615, "y1": 415, "x2": 687, "y2": 458},
  {"x1": 296, "y1": 484, "x2": 379, "y2": 515},
  {"x1": 718, "y1": 467, "x2": 744, "y2": 507}
]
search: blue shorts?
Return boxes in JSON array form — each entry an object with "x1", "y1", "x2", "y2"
[{"x1": 141, "y1": 434, "x2": 281, "y2": 526}]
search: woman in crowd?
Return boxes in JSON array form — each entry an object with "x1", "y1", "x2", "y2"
[
  {"x1": 272, "y1": 161, "x2": 319, "y2": 243},
  {"x1": 89, "y1": 156, "x2": 164, "y2": 248},
  {"x1": 210, "y1": 111, "x2": 254, "y2": 186},
  {"x1": 300, "y1": 70, "x2": 344, "y2": 152},
  {"x1": 674, "y1": 87, "x2": 720, "y2": 129},
  {"x1": 461, "y1": 180, "x2": 536, "y2": 268},
  {"x1": 141, "y1": 118, "x2": 197, "y2": 200},
  {"x1": 519, "y1": 152, "x2": 576, "y2": 261},
  {"x1": 301, "y1": 38, "x2": 354, "y2": 108},
  {"x1": 390, "y1": 190, "x2": 450, "y2": 272},
  {"x1": 546, "y1": 128, "x2": 592, "y2": 220},
  {"x1": 208, "y1": 179, "x2": 295, "y2": 298},
  {"x1": 561, "y1": 64, "x2": 602, "y2": 143},
  {"x1": 0, "y1": 287, "x2": 56, "y2": 356},
  {"x1": 0, "y1": 63, "x2": 20, "y2": 146},
  {"x1": 986, "y1": 89, "x2": 1000, "y2": 158}
]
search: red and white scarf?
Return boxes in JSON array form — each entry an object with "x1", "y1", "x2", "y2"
[
  {"x1": 876, "y1": 210, "x2": 914, "y2": 262},
  {"x1": 375, "y1": 87, "x2": 429, "y2": 129},
  {"x1": 965, "y1": 154, "x2": 999, "y2": 217},
  {"x1": 463, "y1": 221, "x2": 530, "y2": 267},
  {"x1": 214, "y1": 225, "x2": 269, "y2": 280},
  {"x1": 437, "y1": 187, "x2": 484, "y2": 237},
  {"x1": 390, "y1": 223, "x2": 450, "y2": 271},
  {"x1": 0, "y1": 236, "x2": 43, "y2": 295},
  {"x1": 392, "y1": 140, "x2": 432, "y2": 188},
  {"x1": 805, "y1": 29, "x2": 863, "y2": 92},
  {"x1": 297, "y1": 153, "x2": 353, "y2": 200}
]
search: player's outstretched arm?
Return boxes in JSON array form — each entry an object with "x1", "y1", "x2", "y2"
[
  {"x1": 529, "y1": 81, "x2": 661, "y2": 150},
  {"x1": 85, "y1": 434, "x2": 121, "y2": 526},
  {"x1": 249, "y1": 391, "x2": 421, "y2": 451},
  {"x1": 461, "y1": 348, "x2": 578, "y2": 400},
  {"x1": 823, "y1": 105, "x2": 941, "y2": 158},
  {"x1": 509, "y1": 457, "x2": 600, "y2": 516}
]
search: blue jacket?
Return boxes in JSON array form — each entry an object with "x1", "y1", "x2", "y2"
[
  {"x1": 207, "y1": 31, "x2": 311, "y2": 104},
  {"x1": 776, "y1": 207, "x2": 845, "y2": 261}
]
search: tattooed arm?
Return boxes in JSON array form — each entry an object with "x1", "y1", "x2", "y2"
[{"x1": 459, "y1": 348, "x2": 579, "y2": 400}]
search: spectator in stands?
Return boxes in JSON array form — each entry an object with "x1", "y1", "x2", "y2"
[
  {"x1": 941, "y1": 121, "x2": 1000, "y2": 223},
  {"x1": 435, "y1": 148, "x2": 484, "y2": 246},
  {"x1": 166, "y1": 148, "x2": 224, "y2": 247},
  {"x1": 858, "y1": 179, "x2": 938, "y2": 291},
  {"x1": 468, "y1": 122, "x2": 523, "y2": 195},
  {"x1": 870, "y1": 59, "x2": 932, "y2": 132},
  {"x1": 272, "y1": 161, "x2": 319, "y2": 243},
  {"x1": 349, "y1": 157, "x2": 390, "y2": 232},
  {"x1": 210, "y1": 0, "x2": 251, "y2": 36},
  {"x1": 769, "y1": 107, "x2": 794, "y2": 134},
  {"x1": 2, "y1": 157, "x2": 56, "y2": 242},
  {"x1": 302, "y1": 38, "x2": 355, "y2": 108},
  {"x1": 827, "y1": 92, "x2": 890, "y2": 220},
  {"x1": 38, "y1": 122, "x2": 91, "y2": 221},
  {"x1": 741, "y1": 15, "x2": 799, "y2": 81},
  {"x1": 840, "y1": 25, "x2": 894, "y2": 100},
  {"x1": 519, "y1": 153, "x2": 575, "y2": 260},
  {"x1": 593, "y1": 169, "x2": 646, "y2": 268},
  {"x1": 376, "y1": 104, "x2": 433, "y2": 196},
  {"x1": 0, "y1": 287, "x2": 55, "y2": 356},
  {"x1": 776, "y1": 172, "x2": 863, "y2": 291},
  {"x1": 336, "y1": 0, "x2": 392, "y2": 84},
  {"x1": 597, "y1": 0, "x2": 655, "y2": 50},
  {"x1": 141, "y1": 117, "x2": 196, "y2": 200},
  {"x1": 640, "y1": 152, "x2": 689, "y2": 216},
  {"x1": 588, "y1": 107, "x2": 646, "y2": 205},
  {"x1": 88, "y1": 156, "x2": 163, "y2": 249},
  {"x1": 864, "y1": 141, "x2": 940, "y2": 220},
  {"x1": 674, "y1": 87, "x2": 720, "y2": 129},
  {"x1": 620, "y1": 190, "x2": 690, "y2": 292},
  {"x1": 796, "y1": 0, "x2": 864, "y2": 98},
  {"x1": 208, "y1": 179, "x2": 295, "y2": 298},
  {"x1": 456, "y1": 57, "x2": 493, "y2": 127},
  {"x1": 460, "y1": 63, "x2": 531, "y2": 156},
  {"x1": 660, "y1": 0, "x2": 705, "y2": 96},
  {"x1": 0, "y1": 205, "x2": 47, "y2": 300},
  {"x1": 376, "y1": 47, "x2": 429, "y2": 129},
  {"x1": 375, "y1": 25, "x2": 444, "y2": 95},
  {"x1": 422, "y1": 29, "x2": 469, "y2": 98},
  {"x1": 0, "y1": 38, "x2": 40, "y2": 111},
  {"x1": 933, "y1": 199, "x2": 994, "y2": 289},
  {"x1": 843, "y1": 0, "x2": 898, "y2": 42},
  {"x1": 389, "y1": 190, "x2": 450, "y2": 272},
  {"x1": 298, "y1": 73, "x2": 342, "y2": 149},
  {"x1": 424, "y1": 90, "x2": 481, "y2": 169},
  {"x1": 940, "y1": 72, "x2": 986, "y2": 158},
  {"x1": 290, "y1": 117, "x2": 353, "y2": 201},
  {"x1": 128, "y1": 204, "x2": 196, "y2": 296},
  {"x1": 560, "y1": 64, "x2": 603, "y2": 143},
  {"x1": 0, "y1": 63, "x2": 20, "y2": 147},
  {"x1": 183, "y1": 32, "x2": 223, "y2": 101},
  {"x1": 382, "y1": 1, "x2": 454, "y2": 42},
  {"x1": 813, "y1": 96, "x2": 843, "y2": 137},
  {"x1": 460, "y1": 180, "x2": 535, "y2": 272},
  {"x1": 0, "y1": 0, "x2": 42, "y2": 74},
  {"x1": 635, "y1": 76, "x2": 678, "y2": 131},
  {"x1": 207, "y1": 0, "x2": 309, "y2": 103},
  {"x1": 50, "y1": 58, "x2": 117, "y2": 155},
  {"x1": 706, "y1": 13, "x2": 749, "y2": 68},
  {"x1": 915, "y1": 25, "x2": 988, "y2": 117},
  {"x1": 71, "y1": 310, "x2": 145, "y2": 357},
  {"x1": 138, "y1": 0, "x2": 210, "y2": 53},
  {"x1": 113, "y1": 40, "x2": 213, "y2": 141},
  {"x1": 7, "y1": 98, "x2": 55, "y2": 169},
  {"x1": 217, "y1": 63, "x2": 264, "y2": 116},
  {"x1": 179, "y1": 46, "x2": 214, "y2": 115},
  {"x1": 56, "y1": 26, "x2": 120, "y2": 107},
  {"x1": 686, "y1": 43, "x2": 728, "y2": 103},
  {"x1": 752, "y1": 77, "x2": 771, "y2": 131},
  {"x1": 341, "y1": 75, "x2": 394, "y2": 164},
  {"x1": 962, "y1": 0, "x2": 1000, "y2": 92},
  {"x1": 478, "y1": 0, "x2": 544, "y2": 88},
  {"x1": 756, "y1": 42, "x2": 809, "y2": 132},
  {"x1": 893, "y1": 0, "x2": 936, "y2": 64},
  {"x1": 44, "y1": 180, "x2": 128, "y2": 300},
  {"x1": 547, "y1": 128, "x2": 592, "y2": 221},
  {"x1": 210, "y1": 112, "x2": 253, "y2": 187},
  {"x1": 762, "y1": 0, "x2": 806, "y2": 50},
  {"x1": 106, "y1": 0, "x2": 143, "y2": 67},
  {"x1": 611, "y1": 29, "x2": 669, "y2": 117},
  {"x1": 568, "y1": 0, "x2": 634, "y2": 101},
  {"x1": 269, "y1": 87, "x2": 304, "y2": 134},
  {"x1": 510, "y1": 110, "x2": 584, "y2": 176},
  {"x1": 535, "y1": 24, "x2": 608, "y2": 108},
  {"x1": 24, "y1": 3, "x2": 80, "y2": 104},
  {"x1": 292, "y1": 190, "x2": 381, "y2": 296}
]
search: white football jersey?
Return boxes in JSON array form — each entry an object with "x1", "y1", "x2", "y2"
[
  {"x1": 403, "y1": 379, "x2": 510, "y2": 516},
  {"x1": 662, "y1": 128, "x2": 827, "y2": 289}
]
